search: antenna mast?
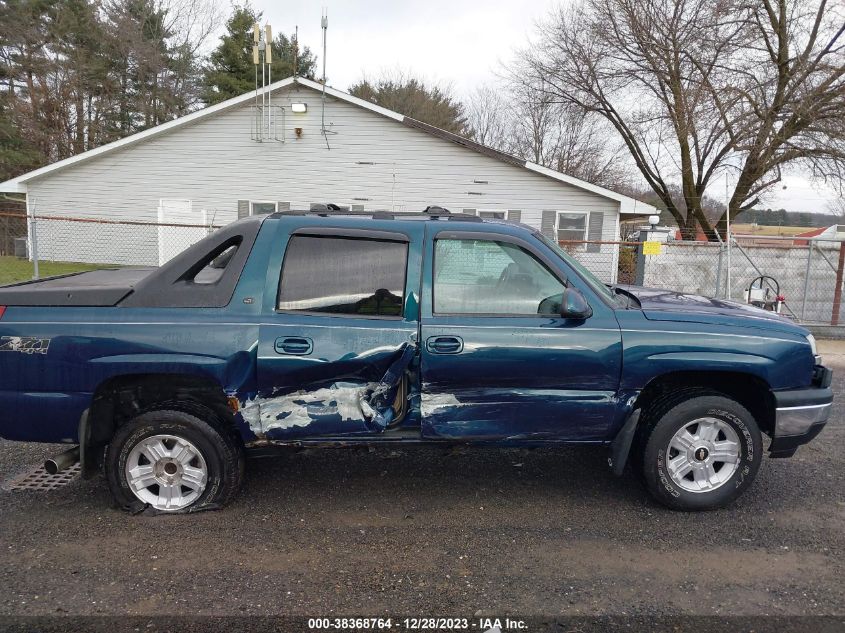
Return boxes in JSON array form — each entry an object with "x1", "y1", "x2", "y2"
[
  {"x1": 266, "y1": 23, "x2": 272, "y2": 138},
  {"x1": 293, "y1": 26, "x2": 299, "y2": 76},
  {"x1": 320, "y1": 9, "x2": 336, "y2": 149},
  {"x1": 321, "y1": 10, "x2": 328, "y2": 86},
  {"x1": 321, "y1": 10, "x2": 328, "y2": 144},
  {"x1": 253, "y1": 23, "x2": 260, "y2": 127},
  {"x1": 251, "y1": 22, "x2": 276, "y2": 142}
]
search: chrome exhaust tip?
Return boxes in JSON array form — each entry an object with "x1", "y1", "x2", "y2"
[{"x1": 44, "y1": 446, "x2": 80, "y2": 475}]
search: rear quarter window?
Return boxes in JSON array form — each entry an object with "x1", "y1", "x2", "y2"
[{"x1": 277, "y1": 235, "x2": 407, "y2": 317}]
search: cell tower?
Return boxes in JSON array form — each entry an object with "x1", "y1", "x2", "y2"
[{"x1": 251, "y1": 22, "x2": 282, "y2": 142}]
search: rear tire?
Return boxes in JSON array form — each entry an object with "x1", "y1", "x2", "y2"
[
  {"x1": 640, "y1": 394, "x2": 762, "y2": 511},
  {"x1": 105, "y1": 408, "x2": 243, "y2": 512}
]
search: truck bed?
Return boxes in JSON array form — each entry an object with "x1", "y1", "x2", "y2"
[{"x1": 0, "y1": 268, "x2": 156, "y2": 306}]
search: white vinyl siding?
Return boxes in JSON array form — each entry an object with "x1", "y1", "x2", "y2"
[{"x1": 23, "y1": 82, "x2": 622, "y2": 279}]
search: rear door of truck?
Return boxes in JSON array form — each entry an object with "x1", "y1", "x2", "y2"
[{"x1": 254, "y1": 217, "x2": 424, "y2": 440}]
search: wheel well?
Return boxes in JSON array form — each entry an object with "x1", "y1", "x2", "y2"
[
  {"x1": 634, "y1": 371, "x2": 775, "y2": 435},
  {"x1": 87, "y1": 374, "x2": 238, "y2": 449}
]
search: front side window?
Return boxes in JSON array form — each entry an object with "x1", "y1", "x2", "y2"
[
  {"x1": 557, "y1": 212, "x2": 587, "y2": 241},
  {"x1": 434, "y1": 239, "x2": 566, "y2": 315},
  {"x1": 278, "y1": 235, "x2": 407, "y2": 317}
]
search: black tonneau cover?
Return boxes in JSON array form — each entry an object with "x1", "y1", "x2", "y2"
[{"x1": 0, "y1": 268, "x2": 154, "y2": 306}]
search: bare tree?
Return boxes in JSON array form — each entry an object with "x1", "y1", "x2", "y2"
[
  {"x1": 526, "y1": 0, "x2": 845, "y2": 239},
  {"x1": 512, "y1": 76, "x2": 632, "y2": 187},
  {"x1": 465, "y1": 77, "x2": 631, "y2": 189},
  {"x1": 465, "y1": 84, "x2": 509, "y2": 148},
  {"x1": 829, "y1": 196, "x2": 845, "y2": 217},
  {"x1": 719, "y1": 0, "x2": 845, "y2": 238}
]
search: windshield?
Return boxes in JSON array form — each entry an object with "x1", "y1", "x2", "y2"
[{"x1": 534, "y1": 233, "x2": 624, "y2": 307}]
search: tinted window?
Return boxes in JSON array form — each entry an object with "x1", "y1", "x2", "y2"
[
  {"x1": 434, "y1": 239, "x2": 565, "y2": 315},
  {"x1": 193, "y1": 244, "x2": 237, "y2": 284},
  {"x1": 278, "y1": 235, "x2": 407, "y2": 317}
]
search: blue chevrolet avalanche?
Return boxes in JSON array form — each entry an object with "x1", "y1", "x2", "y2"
[{"x1": 0, "y1": 209, "x2": 832, "y2": 512}]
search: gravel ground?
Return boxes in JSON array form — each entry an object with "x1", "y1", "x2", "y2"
[{"x1": 0, "y1": 349, "x2": 843, "y2": 623}]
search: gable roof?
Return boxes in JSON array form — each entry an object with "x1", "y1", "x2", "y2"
[{"x1": 0, "y1": 76, "x2": 656, "y2": 214}]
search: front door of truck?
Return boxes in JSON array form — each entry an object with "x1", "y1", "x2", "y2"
[
  {"x1": 419, "y1": 227, "x2": 622, "y2": 441},
  {"x1": 254, "y1": 220, "x2": 423, "y2": 440}
]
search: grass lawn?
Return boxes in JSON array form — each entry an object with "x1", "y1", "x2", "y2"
[{"x1": 0, "y1": 256, "x2": 115, "y2": 286}]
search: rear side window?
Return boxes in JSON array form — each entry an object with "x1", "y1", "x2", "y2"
[
  {"x1": 192, "y1": 244, "x2": 238, "y2": 284},
  {"x1": 278, "y1": 235, "x2": 407, "y2": 317}
]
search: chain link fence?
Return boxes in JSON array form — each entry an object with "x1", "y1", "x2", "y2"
[
  {"x1": 0, "y1": 212, "x2": 222, "y2": 285},
  {"x1": 564, "y1": 235, "x2": 845, "y2": 325},
  {"x1": 0, "y1": 212, "x2": 842, "y2": 326},
  {"x1": 0, "y1": 212, "x2": 27, "y2": 258}
]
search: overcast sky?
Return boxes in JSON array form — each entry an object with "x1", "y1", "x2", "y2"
[{"x1": 255, "y1": 0, "x2": 841, "y2": 215}]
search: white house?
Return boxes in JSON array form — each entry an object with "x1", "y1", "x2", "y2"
[{"x1": 0, "y1": 76, "x2": 656, "y2": 280}]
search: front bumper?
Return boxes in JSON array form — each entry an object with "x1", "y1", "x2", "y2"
[{"x1": 770, "y1": 365, "x2": 833, "y2": 457}]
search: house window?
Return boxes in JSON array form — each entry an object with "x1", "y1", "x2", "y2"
[
  {"x1": 478, "y1": 210, "x2": 506, "y2": 220},
  {"x1": 251, "y1": 201, "x2": 277, "y2": 215},
  {"x1": 557, "y1": 212, "x2": 588, "y2": 242}
]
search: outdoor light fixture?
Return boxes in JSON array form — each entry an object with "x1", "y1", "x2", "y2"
[{"x1": 291, "y1": 103, "x2": 307, "y2": 113}]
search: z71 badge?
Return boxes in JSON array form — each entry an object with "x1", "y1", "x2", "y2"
[{"x1": 0, "y1": 336, "x2": 50, "y2": 355}]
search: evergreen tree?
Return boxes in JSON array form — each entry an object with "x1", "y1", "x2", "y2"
[
  {"x1": 52, "y1": 0, "x2": 109, "y2": 153},
  {"x1": 202, "y1": 4, "x2": 317, "y2": 106},
  {"x1": 349, "y1": 75, "x2": 469, "y2": 135},
  {"x1": 0, "y1": 92, "x2": 42, "y2": 181},
  {"x1": 0, "y1": 0, "x2": 213, "y2": 177}
]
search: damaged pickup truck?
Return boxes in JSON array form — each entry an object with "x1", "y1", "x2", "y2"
[{"x1": 0, "y1": 209, "x2": 833, "y2": 512}]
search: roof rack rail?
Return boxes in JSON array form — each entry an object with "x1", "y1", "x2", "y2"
[
  {"x1": 421, "y1": 205, "x2": 479, "y2": 221},
  {"x1": 270, "y1": 206, "x2": 486, "y2": 222}
]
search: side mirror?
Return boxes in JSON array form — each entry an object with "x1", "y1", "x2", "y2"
[{"x1": 560, "y1": 287, "x2": 593, "y2": 320}]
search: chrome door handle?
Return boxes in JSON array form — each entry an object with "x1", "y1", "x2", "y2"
[
  {"x1": 275, "y1": 336, "x2": 313, "y2": 355},
  {"x1": 426, "y1": 336, "x2": 463, "y2": 354}
]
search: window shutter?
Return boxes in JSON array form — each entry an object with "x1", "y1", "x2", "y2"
[
  {"x1": 237, "y1": 200, "x2": 250, "y2": 219},
  {"x1": 541, "y1": 210, "x2": 557, "y2": 240},
  {"x1": 507, "y1": 209, "x2": 522, "y2": 223},
  {"x1": 587, "y1": 212, "x2": 604, "y2": 253},
  {"x1": 278, "y1": 201, "x2": 291, "y2": 211}
]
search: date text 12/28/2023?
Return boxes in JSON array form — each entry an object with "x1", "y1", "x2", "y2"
[{"x1": 307, "y1": 617, "x2": 528, "y2": 630}]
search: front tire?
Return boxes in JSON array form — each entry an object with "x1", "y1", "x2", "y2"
[
  {"x1": 640, "y1": 394, "x2": 762, "y2": 511},
  {"x1": 105, "y1": 408, "x2": 243, "y2": 512}
]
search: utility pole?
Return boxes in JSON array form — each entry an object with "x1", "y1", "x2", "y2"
[{"x1": 725, "y1": 173, "x2": 731, "y2": 299}]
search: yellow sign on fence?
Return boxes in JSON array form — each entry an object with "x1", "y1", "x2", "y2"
[{"x1": 643, "y1": 241, "x2": 663, "y2": 256}]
